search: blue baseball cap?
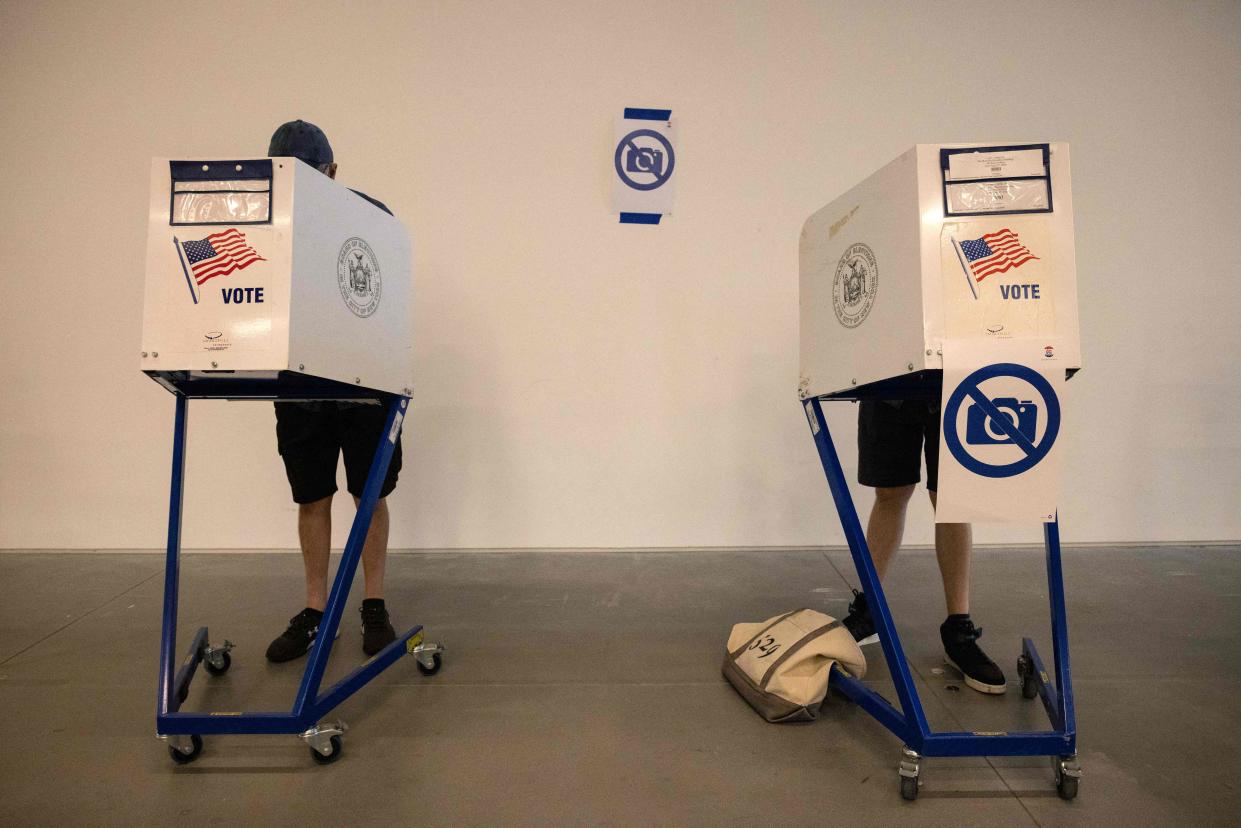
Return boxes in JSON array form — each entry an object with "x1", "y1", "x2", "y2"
[{"x1": 268, "y1": 120, "x2": 333, "y2": 168}]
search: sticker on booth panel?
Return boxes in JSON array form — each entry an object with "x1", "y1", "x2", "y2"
[
  {"x1": 940, "y1": 219, "x2": 1055, "y2": 342},
  {"x1": 337, "y1": 237, "x2": 382, "y2": 318},
  {"x1": 832, "y1": 242, "x2": 878, "y2": 328},
  {"x1": 165, "y1": 226, "x2": 273, "y2": 355},
  {"x1": 174, "y1": 228, "x2": 266, "y2": 305},
  {"x1": 935, "y1": 339, "x2": 1065, "y2": 524}
]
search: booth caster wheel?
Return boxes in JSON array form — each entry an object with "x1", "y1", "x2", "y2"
[
  {"x1": 899, "y1": 746, "x2": 921, "y2": 801},
  {"x1": 203, "y1": 651, "x2": 231, "y2": 676},
  {"x1": 203, "y1": 640, "x2": 234, "y2": 676},
  {"x1": 1017, "y1": 655, "x2": 1038, "y2": 699},
  {"x1": 410, "y1": 640, "x2": 445, "y2": 676},
  {"x1": 310, "y1": 735, "x2": 343, "y2": 765},
  {"x1": 1053, "y1": 755, "x2": 1081, "y2": 801},
  {"x1": 303, "y1": 721, "x2": 347, "y2": 765},
  {"x1": 168, "y1": 734, "x2": 203, "y2": 765}
]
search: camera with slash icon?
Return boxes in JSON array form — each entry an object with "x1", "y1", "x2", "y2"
[{"x1": 966, "y1": 398, "x2": 1038, "y2": 445}]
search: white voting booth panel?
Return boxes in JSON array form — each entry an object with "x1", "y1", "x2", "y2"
[
  {"x1": 799, "y1": 143, "x2": 1080, "y2": 400},
  {"x1": 140, "y1": 157, "x2": 411, "y2": 396}
]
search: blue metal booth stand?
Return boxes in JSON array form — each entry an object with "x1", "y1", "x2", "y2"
[
  {"x1": 802, "y1": 373, "x2": 1079, "y2": 801},
  {"x1": 148, "y1": 370, "x2": 443, "y2": 765}
]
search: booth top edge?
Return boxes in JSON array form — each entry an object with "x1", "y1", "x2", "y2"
[{"x1": 153, "y1": 156, "x2": 311, "y2": 164}]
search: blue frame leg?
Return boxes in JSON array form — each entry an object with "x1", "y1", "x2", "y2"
[
  {"x1": 293, "y1": 396, "x2": 407, "y2": 717},
  {"x1": 157, "y1": 394, "x2": 189, "y2": 722},
  {"x1": 168, "y1": 626, "x2": 209, "y2": 713},
  {"x1": 805, "y1": 397, "x2": 929, "y2": 749},
  {"x1": 1043, "y1": 518, "x2": 1077, "y2": 752},
  {"x1": 155, "y1": 395, "x2": 438, "y2": 745},
  {"x1": 803, "y1": 395, "x2": 1078, "y2": 771}
]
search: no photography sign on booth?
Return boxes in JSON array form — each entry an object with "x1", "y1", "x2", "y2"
[{"x1": 936, "y1": 339, "x2": 1065, "y2": 523}]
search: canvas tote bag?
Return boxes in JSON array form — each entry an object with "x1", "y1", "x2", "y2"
[{"x1": 722, "y1": 608, "x2": 867, "y2": 723}]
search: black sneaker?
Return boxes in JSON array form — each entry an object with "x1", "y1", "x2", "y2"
[
  {"x1": 842, "y1": 589, "x2": 879, "y2": 646},
  {"x1": 941, "y1": 615, "x2": 1007, "y2": 694},
  {"x1": 360, "y1": 599, "x2": 396, "y2": 656},
  {"x1": 266, "y1": 607, "x2": 324, "y2": 663}
]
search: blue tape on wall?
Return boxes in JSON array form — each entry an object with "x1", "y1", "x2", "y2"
[
  {"x1": 624, "y1": 107, "x2": 672, "y2": 121},
  {"x1": 619, "y1": 212, "x2": 662, "y2": 224}
]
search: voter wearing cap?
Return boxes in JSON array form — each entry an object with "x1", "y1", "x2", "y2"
[{"x1": 264, "y1": 119, "x2": 401, "y2": 664}]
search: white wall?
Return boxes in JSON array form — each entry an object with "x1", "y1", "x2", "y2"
[{"x1": 1, "y1": 0, "x2": 1238, "y2": 550}]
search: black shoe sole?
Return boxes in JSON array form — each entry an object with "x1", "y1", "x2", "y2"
[
  {"x1": 265, "y1": 646, "x2": 311, "y2": 664},
  {"x1": 944, "y1": 656, "x2": 1007, "y2": 695}
]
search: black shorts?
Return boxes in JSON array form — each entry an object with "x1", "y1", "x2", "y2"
[
  {"x1": 857, "y1": 400, "x2": 940, "y2": 491},
  {"x1": 274, "y1": 402, "x2": 403, "y2": 504}
]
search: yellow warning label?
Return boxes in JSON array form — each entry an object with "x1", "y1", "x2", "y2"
[{"x1": 405, "y1": 632, "x2": 424, "y2": 655}]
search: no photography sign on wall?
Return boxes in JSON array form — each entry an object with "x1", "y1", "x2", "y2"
[{"x1": 612, "y1": 107, "x2": 676, "y2": 224}]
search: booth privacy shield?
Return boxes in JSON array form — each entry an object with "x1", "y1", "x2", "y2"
[{"x1": 140, "y1": 157, "x2": 413, "y2": 397}]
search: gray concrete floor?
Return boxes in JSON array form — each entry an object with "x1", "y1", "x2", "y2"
[{"x1": 0, "y1": 545, "x2": 1238, "y2": 826}]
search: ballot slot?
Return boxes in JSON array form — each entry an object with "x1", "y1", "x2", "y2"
[
  {"x1": 169, "y1": 159, "x2": 273, "y2": 226},
  {"x1": 940, "y1": 143, "x2": 1052, "y2": 217}
]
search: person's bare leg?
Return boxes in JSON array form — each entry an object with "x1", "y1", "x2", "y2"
[
  {"x1": 865, "y1": 485, "x2": 916, "y2": 580},
  {"x1": 929, "y1": 490, "x2": 972, "y2": 616},
  {"x1": 299, "y1": 495, "x2": 333, "y2": 610},
  {"x1": 353, "y1": 495, "x2": 389, "y2": 600}
]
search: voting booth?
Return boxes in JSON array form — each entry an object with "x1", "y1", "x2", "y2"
[
  {"x1": 799, "y1": 143, "x2": 1080, "y2": 400},
  {"x1": 141, "y1": 158, "x2": 442, "y2": 765},
  {"x1": 798, "y1": 143, "x2": 1081, "y2": 800},
  {"x1": 141, "y1": 157, "x2": 412, "y2": 397}
]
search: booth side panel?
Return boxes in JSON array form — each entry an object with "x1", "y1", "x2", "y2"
[
  {"x1": 916, "y1": 145, "x2": 946, "y2": 366},
  {"x1": 287, "y1": 163, "x2": 413, "y2": 396},
  {"x1": 139, "y1": 158, "x2": 292, "y2": 373},
  {"x1": 1046, "y1": 144, "x2": 1081, "y2": 371},
  {"x1": 799, "y1": 149, "x2": 925, "y2": 399}
]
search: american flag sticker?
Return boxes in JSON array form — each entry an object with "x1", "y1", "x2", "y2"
[
  {"x1": 173, "y1": 228, "x2": 266, "y2": 304},
  {"x1": 950, "y1": 228, "x2": 1038, "y2": 300}
]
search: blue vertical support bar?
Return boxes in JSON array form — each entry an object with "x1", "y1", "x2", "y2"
[
  {"x1": 806, "y1": 397, "x2": 930, "y2": 743},
  {"x1": 157, "y1": 394, "x2": 189, "y2": 720},
  {"x1": 292, "y1": 396, "x2": 407, "y2": 716},
  {"x1": 1044, "y1": 517, "x2": 1076, "y2": 750}
]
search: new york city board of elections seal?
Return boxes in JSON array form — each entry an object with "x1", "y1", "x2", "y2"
[
  {"x1": 832, "y1": 242, "x2": 878, "y2": 328},
  {"x1": 337, "y1": 237, "x2": 381, "y2": 318}
]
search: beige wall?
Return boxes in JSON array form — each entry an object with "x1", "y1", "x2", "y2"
[{"x1": 1, "y1": 0, "x2": 1238, "y2": 549}]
